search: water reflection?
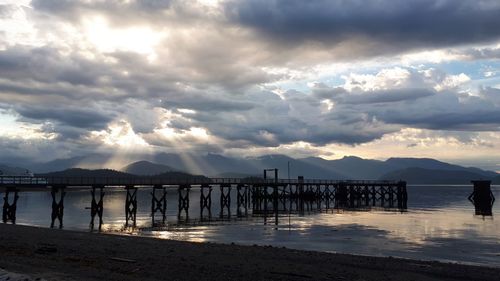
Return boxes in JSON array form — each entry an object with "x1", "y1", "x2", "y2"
[{"x1": 2, "y1": 185, "x2": 500, "y2": 267}]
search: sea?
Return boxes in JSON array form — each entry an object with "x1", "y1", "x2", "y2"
[{"x1": 7, "y1": 185, "x2": 500, "y2": 267}]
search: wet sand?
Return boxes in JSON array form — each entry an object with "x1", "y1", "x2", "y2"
[{"x1": 1, "y1": 224, "x2": 499, "y2": 281}]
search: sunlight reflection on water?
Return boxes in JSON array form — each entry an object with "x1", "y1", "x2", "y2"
[{"x1": 9, "y1": 185, "x2": 500, "y2": 267}]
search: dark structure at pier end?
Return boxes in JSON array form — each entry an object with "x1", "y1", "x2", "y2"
[{"x1": 469, "y1": 180, "x2": 495, "y2": 217}]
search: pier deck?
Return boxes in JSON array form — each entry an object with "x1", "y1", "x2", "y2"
[{"x1": 1, "y1": 175, "x2": 407, "y2": 229}]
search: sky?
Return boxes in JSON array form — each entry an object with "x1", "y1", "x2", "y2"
[{"x1": 0, "y1": 0, "x2": 500, "y2": 171}]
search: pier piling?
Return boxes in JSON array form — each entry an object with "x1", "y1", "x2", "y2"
[
  {"x1": 151, "y1": 185, "x2": 167, "y2": 226},
  {"x1": 90, "y1": 185, "x2": 105, "y2": 231},
  {"x1": 2, "y1": 187, "x2": 18, "y2": 224},
  {"x1": 50, "y1": 186, "x2": 65, "y2": 229}
]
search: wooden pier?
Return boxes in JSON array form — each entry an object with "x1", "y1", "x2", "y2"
[{"x1": 1, "y1": 175, "x2": 408, "y2": 230}]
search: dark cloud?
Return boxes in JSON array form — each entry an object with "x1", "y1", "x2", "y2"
[
  {"x1": 162, "y1": 93, "x2": 256, "y2": 112},
  {"x1": 327, "y1": 88, "x2": 435, "y2": 104},
  {"x1": 226, "y1": 0, "x2": 500, "y2": 58},
  {"x1": 16, "y1": 106, "x2": 113, "y2": 130},
  {"x1": 0, "y1": 46, "x2": 115, "y2": 87},
  {"x1": 31, "y1": 0, "x2": 174, "y2": 25},
  {"x1": 365, "y1": 92, "x2": 500, "y2": 131}
]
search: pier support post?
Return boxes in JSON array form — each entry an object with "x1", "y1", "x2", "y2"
[
  {"x1": 50, "y1": 186, "x2": 66, "y2": 229},
  {"x1": 2, "y1": 187, "x2": 19, "y2": 224},
  {"x1": 200, "y1": 184, "x2": 212, "y2": 220},
  {"x1": 379, "y1": 186, "x2": 386, "y2": 207},
  {"x1": 401, "y1": 181, "x2": 408, "y2": 209},
  {"x1": 90, "y1": 185, "x2": 105, "y2": 231},
  {"x1": 151, "y1": 185, "x2": 167, "y2": 226},
  {"x1": 388, "y1": 186, "x2": 395, "y2": 208},
  {"x1": 288, "y1": 184, "x2": 298, "y2": 211},
  {"x1": 315, "y1": 184, "x2": 322, "y2": 210},
  {"x1": 364, "y1": 185, "x2": 370, "y2": 207},
  {"x1": 371, "y1": 185, "x2": 377, "y2": 206},
  {"x1": 125, "y1": 186, "x2": 137, "y2": 227},
  {"x1": 220, "y1": 184, "x2": 231, "y2": 219},
  {"x1": 236, "y1": 184, "x2": 247, "y2": 217},
  {"x1": 178, "y1": 185, "x2": 190, "y2": 221},
  {"x1": 273, "y1": 184, "x2": 278, "y2": 225},
  {"x1": 336, "y1": 182, "x2": 347, "y2": 209},
  {"x1": 298, "y1": 176, "x2": 305, "y2": 214},
  {"x1": 325, "y1": 185, "x2": 334, "y2": 210}
]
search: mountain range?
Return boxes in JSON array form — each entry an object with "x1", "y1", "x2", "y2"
[{"x1": 1, "y1": 153, "x2": 498, "y2": 184}]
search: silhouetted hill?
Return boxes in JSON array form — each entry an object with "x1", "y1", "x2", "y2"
[
  {"x1": 385, "y1": 158, "x2": 498, "y2": 178},
  {"x1": 152, "y1": 171, "x2": 208, "y2": 181},
  {"x1": 0, "y1": 164, "x2": 31, "y2": 176},
  {"x1": 215, "y1": 172, "x2": 261, "y2": 178},
  {"x1": 18, "y1": 153, "x2": 498, "y2": 184},
  {"x1": 121, "y1": 161, "x2": 176, "y2": 176},
  {"x1": 252, "y1": 154, "x2": 347, "y2": 179},
  {"x1": 379, "y1": 168, "x2": 490, "y2": 184},
  {"x1": 154, "y1": 153, "x2": 258, "y2": 176},
  {"x1": 27, "y1": 154, "x2": 113, "y2": 173},
  {"x1": 37, "y1": 168, "x2": 135, "y2": 178},
  {"x1": 301, "y1": 156, "x2": 396, "y2": 179},
  {"x1": 36, "y1": 168, "x2": 209, "y2": 181}
]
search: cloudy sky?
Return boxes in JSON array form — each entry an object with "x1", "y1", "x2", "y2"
[{"x1": 1, "y1": 0, "x2": 500, "y2": 171}]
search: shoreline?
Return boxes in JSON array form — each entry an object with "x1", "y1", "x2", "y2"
[{"x1": 1, "y1": 224, "x2": 500, "y2": 280}]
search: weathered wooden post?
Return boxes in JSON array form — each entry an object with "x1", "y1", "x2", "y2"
[
  {"x1": 236, "y1": 184, "x2": 247, "y2": 217},
  {"x1": 298, "y1": 176, "x2": 304, "y2": 214},
  {"x1": 124, "y1": 185, "x2": 137, "y2": 228},
  {"x1": 2, "y1": 187, "x2": 19, "y2": 224},
  {"x1": 200, "y1": 184, "x2": 212, "y2": 220},
  {"x1": 219, "y1": 184, "x2": 231, "y2": 219},
  {"x1": 178, "y1": 184, "x2": 190, "y2": 221},
  {"x1": 397, "y1": 181, "x2": 408, "y2": 210},
  {"x1": 336, "y1": 182, "x2": 347, "y2": 209},
  {"x1": 469, "y1": 180, "x2": 495, "y2": 217},
  {"x1": 151, "y1": 185, "x2": 167, "y2": 226},
  {"x1": 50, "y1": 186, "x2": 66, "y2": 229},
  {"x1": 90, "y1": 185, "x2": 105, "y2": 231}
]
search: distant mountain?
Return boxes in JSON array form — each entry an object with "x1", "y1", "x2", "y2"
[
  {"x1": 152, "y1": 171, "x2": 209, "y2": 181},
  {"x1": 12, "y1": 152, "x2": 498, "y2": 184},
  {"x1": 37, "y1": 168, "x2": 135, "y2": 178},
  {"x1": 121, "y1": 161, "x2": 176, "y2": 176},
  {"x1": 36, "y1": 168, "x2": 209, "y2": 181},
  {"x1": 0, "y1": 164, "x2": 31, "y2": 176},
  {"x1": 380, "y1": 168, "x2": 491, "y2": 184},
  {"x1": 301, "y1": 156, "x2": 498, "y2": 181},
  {"x1": 154, "y1": 153, "x2": 259, "y2": 176},
  {"x1": 385, "y1": 158, "x2": 498, "y2": 178},
  {"x1": 301, "y1": 156, "x2": 395, "y2": 179},
  {"x1": 253, "y1": 154, "x2": 347, "y2": 179},
  {"x1": 214, "y1": 172, "x2": 261, "y2": 178},
  {"x1": 27, "y1": 154, "x2": 114, "y2": 173}
]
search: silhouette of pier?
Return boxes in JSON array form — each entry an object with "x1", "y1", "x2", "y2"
[{"x1": 1, "y1": 173, "x2": 407, "y2": 230}]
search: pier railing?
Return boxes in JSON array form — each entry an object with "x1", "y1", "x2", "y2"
[{"x1": 0, "y1": 175, "x2": 402, "y2": 187}]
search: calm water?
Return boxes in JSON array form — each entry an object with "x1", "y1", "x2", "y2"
[{"x1": 7, "y1": 185, "x2": 500, "y2": 267}]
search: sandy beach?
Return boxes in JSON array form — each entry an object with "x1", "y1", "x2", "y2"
[{"x1": 0, "y1": 224, "x2": 499, "y2": 281}]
